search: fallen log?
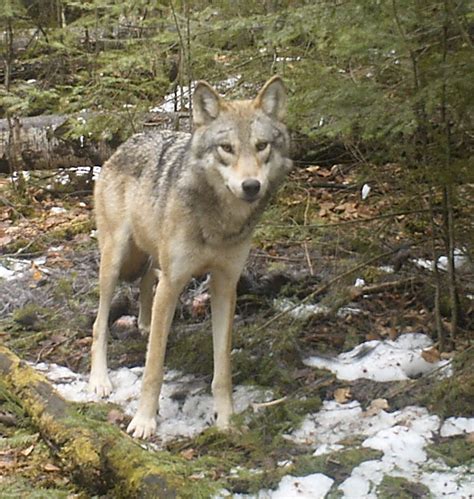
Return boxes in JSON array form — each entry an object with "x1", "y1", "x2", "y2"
[
  {"x1": 0, "y1": 112, "x2": 189, "y2": 173},
  {"x1": 0, "y1": 345, "x2": 209, "y2": 498}
]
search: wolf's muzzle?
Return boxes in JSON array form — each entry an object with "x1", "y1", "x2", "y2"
[{"x1": 242, "y1": 179, "x2": 261, "y2": 201}]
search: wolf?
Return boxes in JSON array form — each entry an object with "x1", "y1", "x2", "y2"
[{"x1": 89, "y1": 76, "x2": 292, "y2": 439}]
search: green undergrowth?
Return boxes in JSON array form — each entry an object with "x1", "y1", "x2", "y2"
[
  {"x1": 376, "y1": 475, "x2": 431, "y2": 499},
  {"x1": 0, "y1": 383, "x2": 81, "y2": 498},
  {"x1": 168, "y1": 314, "x2": 307, "y2": 392},
  {"x1": 0, "y1": 478, "x2": 78, "y2": 499},
  {"x1": 422, "y1": 347, "x2": 474, "y2": 418},
  {"x1": 294, "y1": 446, "x2": 383, "y2": 485},
  {"x1": 426, "y1": 436, "x2": 474, "y2": 468}
]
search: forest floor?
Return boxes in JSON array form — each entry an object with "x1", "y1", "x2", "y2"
[{"x1": 0, "y1": 163, "x2": 472, "y2": 498}]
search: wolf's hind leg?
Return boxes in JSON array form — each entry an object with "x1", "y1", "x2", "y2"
[
  {"x1": 138, "y1": 262, "x2": 157, "y2": 335},
  {"x1": 127, "y1": 273, "x2": 186, "y2": 439}
]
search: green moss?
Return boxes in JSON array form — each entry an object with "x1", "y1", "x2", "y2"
[
  {"x1": 426, "y1": 436, "x2": 474, "y2": 467},
  {"x1": 2, "y1": 237, "x2": 43, "y2": 254},
  {"x1": 75, "y1": 401, "x2": 121, "y2": 422},
  {"x1": 106, "y1": 437, "x2": 222, "y2": 498},
  {"x1": 53, "y1": 276, "x2": 75, "y2": 299},
  {"x1": 48, "y1": 218, "x2": 95, "y2": 242},
  {"x1": 376, "y1": 475, "x2": 431, "y2": 498},
  {"x1": 12, "y1": 304, "x2": 48, "y2": 331},
  {"x1": 423, "y1": 348, "x2": 474, "y2": 418},
  {"x1": 167, "y1": 327, "x2": 214, "y2": 376},
  {"x1": 293, "y1": 447, "x2": 383, "y2": 484},
  {"x1": 0, "y1": 477, "x2": 76, "y2": 499}
]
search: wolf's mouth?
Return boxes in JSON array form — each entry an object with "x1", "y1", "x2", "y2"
[{"x1": 241, "y1": 193, "x2": 260, "y2": 203}]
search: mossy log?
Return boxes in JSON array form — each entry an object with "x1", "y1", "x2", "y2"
[{"x1": 0, "y1": 345, "x2": 209, "y2": 498}]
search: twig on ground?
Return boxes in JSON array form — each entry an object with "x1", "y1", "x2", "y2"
[
  {"x1": 252, "y1": 396, "x2": 288, "y2": 412},
  {"x1": 255, "y1": 247, "x2": 404, "y2": 332}
]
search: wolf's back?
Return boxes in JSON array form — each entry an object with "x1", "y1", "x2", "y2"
[{"x1": 101, "y1": 130, "x2": 192, "y2": 187}]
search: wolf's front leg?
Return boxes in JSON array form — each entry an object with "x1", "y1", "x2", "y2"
[
  {"x1": 127, "y1": 275, "x2": 183, "y2": 439},
  {"x1": 210, "y1": 270, "x2": 239, "y2": 430},
  {"x1": 89, "y1": 242, "x2": 123, "y2": 397}
]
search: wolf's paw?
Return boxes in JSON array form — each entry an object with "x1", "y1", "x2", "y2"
[
  {"x1": 127, "y1": 413, "x2": 157, "y2": 439},
  {"x1": 137, "y1": 321, "x2": 150, "y2": 337},
  {"x1": 215, "y1": 412, "x2": 233, "y2": 431},
  {"x1": 88, "y1": 373, "x2": 112, "y2": 398}
]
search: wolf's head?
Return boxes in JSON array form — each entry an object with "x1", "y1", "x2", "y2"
[{"x1": 191, "y1": 76, "x2": 292, "y2": 204}]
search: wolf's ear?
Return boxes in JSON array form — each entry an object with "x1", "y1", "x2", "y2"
[
  {"x1": 254, "y1": 76, "x2": 287, "y2": 121},
  {"x1": 193, "y1": 81, "x2": 221, "y2": 126}
]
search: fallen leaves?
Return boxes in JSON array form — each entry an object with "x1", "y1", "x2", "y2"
[
  {"x1": 334, "y1": 387, "x2": 352, "y2": 404},
  {"x1": 421, "y1": 347, "x2": 441, "y2": 364},
  {"x1": 20, "y1": 445, "x2": 35, "y2": 457},
  {"x1": 44, "y1": 462, "x2": 61, "y2": 472},
  {"x1": 364, "y1": 398, "x2": 389, "y2": 417}
]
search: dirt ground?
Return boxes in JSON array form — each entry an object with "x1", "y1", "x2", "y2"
[{"x1": 0, "y1": 165, "x2": 472, "y2": 497}]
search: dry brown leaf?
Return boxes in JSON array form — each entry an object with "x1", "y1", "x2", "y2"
[
  {"x1": 32, "y1": 265, "x2": 43, "y2": 281},
  {"x1": 191, "y1": 293, "x2": 210, "y2": 317},
  {"x1": 180, "y1": 448, "x2": 196, "y2": 460},
  {"x1": 21, "y1": 445, "x2": 35, "y2": 457},
  {"x1": 421, "y1": 347, "x2": 441, "y2": 364},
  {"x1": 107, "y1": 409, "x2": 125, "y2": 425},
  {"x1": 364, "y1": 398, "x2": 389, "y2": 417},
  {"x1": 334, "y1": 387, "x2": 351, "y2": 404},
  {"x1": 44, "y1": 463, "x2": 61, "y2": 472}
]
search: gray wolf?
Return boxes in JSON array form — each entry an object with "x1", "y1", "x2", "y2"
[{"x1": 89, "y1": 76, "x2": 292, "y2": 438}]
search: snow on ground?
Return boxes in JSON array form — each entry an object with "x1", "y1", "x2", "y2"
[
  {"x1": 32, "y1": 332, "x2": 473, "y2": 498},
  {"x1": 273, "y1": 298, "x2": 363, "y2": 321},
  {"x1": 413, "y1": 248, "x2": 470, "y2": 273},
  {"x1": 150, "y1": 76, "x2": 241, "y2": 113},
  {"x1": 287, "y1": 401, "x2": 473, "y2": 498},
  {"x1": 219, "y1": 473, "x2": 334, "y2": 499},
  {"x1": 0, "y1": 256, "x2": 48, "y2": 281},
  {"x1": 34, "y1": 362, "x2": 271, "y2": 443},
  {"x1": 304, "y1": 332, "x2": 452, "y2": 381}
]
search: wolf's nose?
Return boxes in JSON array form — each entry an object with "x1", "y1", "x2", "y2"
[{"x1": 242, "y1": 179, "x2": 261, "y2": 198}]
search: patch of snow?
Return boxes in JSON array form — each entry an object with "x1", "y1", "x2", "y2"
[
  {"x1": 275, "y1": 56, "x2": 302, "y2": 62},
  {"x1": 414, "y1": 258, "x2": 433, "y2": 270},
  {"x1": 413, "y1": 249, "x2": 470, "y2": 273},
  {"x1": 361, "y1": 183, "x2": 371, "y2": 200},
  {"x1": 303, "y1": 333, "x2": 451, "y2": 381},
  {"x1": 336, "y1": 306, "x2": 363, "y2": 318},
  {"x1": 378, "y1": 265, "x2": 395, "y2": 273},
  {"x1": 266, "y1": 474, "x2": 333, "y2": 499},
  {"x1": 286, "y1": 401, "x2": 474, "y2": 498},
  {"x1": 438, "y1": 249, "x2": 469, "y2": 272},
  {"x1": 50, "y1": 206, "x2": 67, "y2": 214},
  {"x1": 151, "y1": 76, "x2": 241, "y2": 113},
  {"x1": 0, "y1": 257, "x2": 38, "y2": 281},
  {"x1": 32, "y1": 362, "x2": 269, "y2": 443},
  {"x1": 354, "y1": 277, "x2": 366, "y2": 287},
  {"x1": 440, "y1": 417, "x2": 474, "y2": 437},
  {"x1": 273, "y1": 298, "x2": 329, "y2": 320},
  {"x1": 313, "y1": 443, "x2": 344, "y2": 456},
  {"x1": 274, "y1": 299, "x2": 363, "y2": 321},
  {"x1": 56, "y1": 166, "x2": 101, "y2": 185},
  {"x1": 223, "y1": 473, "x2": 334, "y2": 499}
]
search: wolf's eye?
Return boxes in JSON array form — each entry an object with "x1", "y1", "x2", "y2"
[
  {"x1": 219, "y1": 144, "x2": 234, "y2": 154},
  {"x1": 256, "y1": 141, "x2": 269, "y2": 152}
]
